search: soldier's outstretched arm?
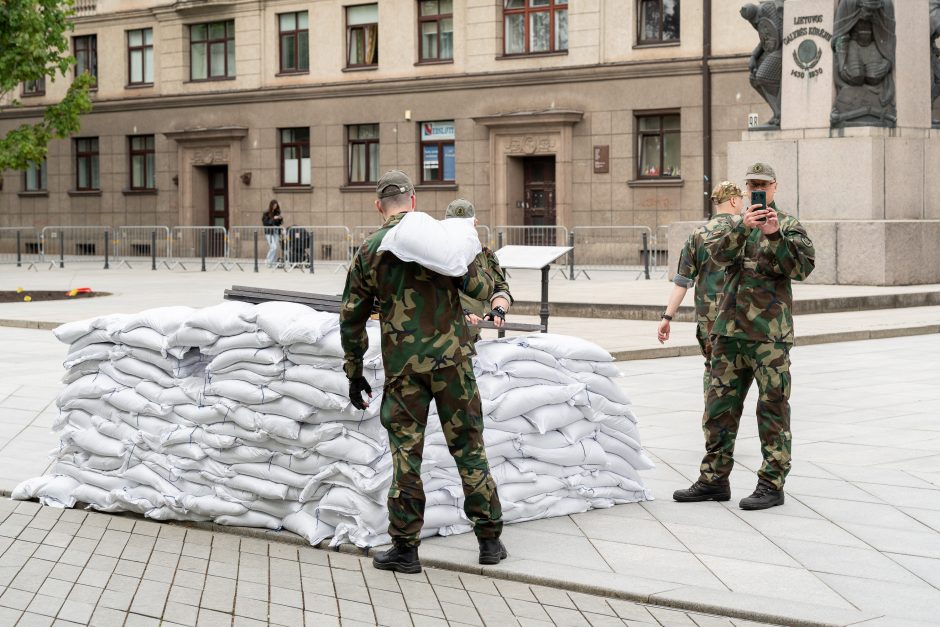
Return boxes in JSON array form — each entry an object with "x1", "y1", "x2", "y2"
[
  {"x1": 703, "y1": 214, "x2": 748, "y2": 265},
  {"x1": 340, "y1": 252, "x2": 373, "y2": 379},
  {"x1": 461, "y1": 257, "x2": 495, "y2": 301},
  {"x1": 486, "y1": 249, "x2": 513, "y2": 310},
  {"x1": 766, "y1": 220, "x2": 816, "y2": 281}
]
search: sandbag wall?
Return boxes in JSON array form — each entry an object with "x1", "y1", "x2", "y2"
[{"x1": 13, "y1": 302, "x2": 653, "y2": 548}]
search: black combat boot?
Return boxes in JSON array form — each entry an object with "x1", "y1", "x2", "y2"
[
  {"x1": 478, "y1": 538, "x2": 508, "y2": 565},
  {"x1": 373, "y1": 541, "x2": 421, "y2": 574},
  {"x1": 739, "y1": 480, "x2": 785, "y2": 510},
  {"x1": 672, "y1": 480, "x2": 731, "y2": 502}
]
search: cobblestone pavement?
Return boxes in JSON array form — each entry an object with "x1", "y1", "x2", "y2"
[{"x1": 0, "y1": 500, "x2": 772, "y2": 627}]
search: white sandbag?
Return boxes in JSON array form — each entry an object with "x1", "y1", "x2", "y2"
[
  {"x1": 168, "y1": 494, "x2": 248, "y2": 518},
  {"x1": 97, "y1": 362, "x2": 143, "y2": 388},
  {"x1": 209, "y1": 369, "x2": 280, "y2": 386},
  {"x1": 275, "y1": 310, "x2": 340, "y2": 347},
  {"x1": 248, "y1": 396, "x2": 315, "y2": 422},
  {"x1": 166, "y1": 326, "x2": 219, "y2": 349},
  {"x1": 259, "y1": 414, "x2": 301, "y2": 440},
  {"x1": 110, "y1": 485, "x2": 166, "y2": 513},
  {"x1": 511, "y1": 334, "x2": 614, "y2": 362},
  {"x1": 317, "y1": 486, "x2": 389, "y2": 537},
  {"x1": 202, "y1": 330, "x2": 275, "y2": 355},
  {"x1": 204, "y1": 380, "x2": 282, "y2": 406},
  {"x1": 63, "y1": 361, "x2": 107, "y2": 384},
  {"x1": 377, "y1": 211, "x2": 481, "y2": 277},
  {"x1": 299, "y1": 462, "x2": 391, "y2": 502},
  {"x1": 229, "y1": 462, "x2": 310, "y2": 490},
  {"x1": 106, "y1": 388, "x2": 172, "y2": 417},
  {"x1": 566, "y1": 370, "x2": 632, "y2": 405},
  {"x1": 60, "y1": 374, "x2": 125, "y2": 401},
  {"x1": 523, "y1": 403, "x2": 584, "y2": 434},
  {"x1": 496, "y1": 476, "x2": 567, "y2": 503},
  {"x1": 282, "y1": 506, "x2": 335, "y2": 545},
  {"x1": 113, "y1": 327, "x2": 167, "y2": 353},
  {"x1": 69, "y1": 329, "x2": 115, "y2": 352},
  {"x1": 473, "y1": 341, "x2": 560, "y2": 373},
  {"x1": 119, "y1": 306, "x2": 194, "y2": 335},
  {"x1": 182, "y1": 301, "x2": 257, "y2": 336},
  {"x1": 202, "y1": 472, "x2": 291, "y2": 501},
  {"x1": 135, "y1": 381, "x2": 193, "y2": 407},
  {"x1": 244, "y1": 498, "x2": 303, "y2": 519},
  {"x1": 65, "y1": 429, "x2": 125, "y2": 458},
  {"x1": 204, "y1": 422, "x2": 269, "y2": 444},
  {"x1": 111, "y1": 356, "x2": 177, "y2": 388},
  {"x1": 484, "y1": 383, "x2": 585, "y2": 422},
  {"x1": 54, "y1": 314, "x2": 128, "y2": 344},
  {"x1": 208, "y1": 347, "x2": 285, "y2": 373},
  {"x1": 268, "y1": 380, "x2": 345, "y2": 410},
  {"x1": 557, "y1": 358, "x2": 621, "y2": 378},
  {"x1": 211, "y1": 361, "x2": 286, "y2": 378},
  {"x1": 64, "y1": 343, "x2": 113, "y2": 369},
  {"x1": 216, "y1": 510, "x2": 282, "y2": 530}
]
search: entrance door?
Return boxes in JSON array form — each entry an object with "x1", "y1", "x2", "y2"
[
  {"x1": 207, "y1": 166, "x2": 228, "y2": 256},
  {"x1": 523, "y1": 156, "x2": 556, "y2": 245}
]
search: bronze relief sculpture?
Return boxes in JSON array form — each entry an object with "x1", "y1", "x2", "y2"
[{"x1": 831, "y1": 0, "x2": 897, "y2": 128}]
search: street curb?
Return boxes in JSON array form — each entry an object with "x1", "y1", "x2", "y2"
[
  {"x1": 0, "y1": 490, "x2": 878, "y2": 626},
  {"x1": 512, "y1": 290, "x2": 940, "y2": 321},
  {"x1": 0, "y1": 318, "x2": 60, "y2": 331},
  {"x1": 608, "y1": 324, "x2": 940, "y2": 361}
]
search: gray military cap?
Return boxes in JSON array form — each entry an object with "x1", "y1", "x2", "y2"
[
  {"x1": 376, "y1": 170, "x2": 414, "y2": 198},
  {"x1": 444, "y1": 198, "x2": 475, "y2": 219},
  {"x1": 745, "y1": 162, "x2": 776, "y2": 182}
]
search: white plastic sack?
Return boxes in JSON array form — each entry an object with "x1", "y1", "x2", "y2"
[{"x1": 377, "y1": 212, "x2": 481, "y2": 277}]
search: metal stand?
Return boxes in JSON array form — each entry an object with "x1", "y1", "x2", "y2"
[{"x1": 540, "y1": 264, "x2": 550, "y2": 333}]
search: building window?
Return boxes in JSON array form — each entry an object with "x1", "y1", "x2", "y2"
[
  {"x1": 279, "y1": 11, "x2": 309, "y2": 73},
  {"x1": 347, "y1": 4, "x2": 378, "y2": 68},
  {"x1": 418, "y1": 1, "x2": 453, "y2": 62},
  {"x1": 74, "y1": 35, "x2": 98, "y2": 86},
  {"x1": 75, "y1": 138, "x2": 100, "y2": 191},
  {"x1": 129, "y1": 135, "x2": 156, "y2": 190},
  {"x1": 637, "y1": 0, "x2": 680, "y2": 44},
  {"x1": 22, "y1": 78, "x2": 45, "y2": 97},
  {"x1": 420, "y1": 121, "x2": 455, "y2": 183},
  {"x1": 503, "y1": 0, "x2": 567, "y2": 56},
  {"x1": 347, "y1": 124, "x2": 379, "y2": 185},
  {"x1": 637, "y1": 113, "x2": 680, "y2": 179},
  {"x1": 24, "y1": 161, "x2": 47, "y2": 191},
  {"x1": 127, "y1": 28, "x2": 154, "y2": 85},
  {"x1": 280, "y1": 128, "x2": 311, "y2": 186},
  {"x1": 190, "y1": 20, "x2": 235, "y2": 80}
]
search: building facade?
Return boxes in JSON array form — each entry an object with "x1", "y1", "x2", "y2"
[{"x1": 0, "y1": 0, "x2": 771, "y2": 235}]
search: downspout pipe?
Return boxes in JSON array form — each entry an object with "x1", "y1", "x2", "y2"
[{"x1": 702, "y1": 0, "x2": 713, "y2": 219}]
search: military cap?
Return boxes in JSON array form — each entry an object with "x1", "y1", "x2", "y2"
[
  {"x1": 711, "y1": 181, "x2": 743, "y2": 205},
  {"x1": 745, "y1": 162, "x2": 776, "y2": 181},
  {"x1": 376, "y1": 170, "x2": 414, "y2": 198},
  {"x1": 444, "y1": 198, "x2": 475, "y2": 219}
]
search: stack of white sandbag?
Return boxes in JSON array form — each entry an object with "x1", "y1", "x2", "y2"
[{"x1": 14, "y1": 304, "x2": 652, "y2": 548}]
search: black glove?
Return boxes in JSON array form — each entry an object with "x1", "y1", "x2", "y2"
[
  {"x1": 348, "y1": 376, "x2": 372, "y2": 410},
  {"x1": 484, "y1": 306, "x2": 507, "y2": 322}
]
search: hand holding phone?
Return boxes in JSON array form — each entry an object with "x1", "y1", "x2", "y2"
[{"x1": 749, "y1": 190, "x2": 767, "y2": 223}]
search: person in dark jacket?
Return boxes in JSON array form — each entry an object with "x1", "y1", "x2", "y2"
[{"x1": 262, "y1": 200, "x2": 283, "y2": 267}]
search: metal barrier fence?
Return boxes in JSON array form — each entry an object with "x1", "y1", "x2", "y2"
[
  {"x1": 40, "y1": 227, "x2": 116, "y2": 268},
  {"x1": 169, "y1": 226, "x2": 229, "y2": 270},
  {"x1": 0, "y1": 228, "x2": 42, "y2": 268},
  {"x1": 113, "y1": 227, "x2": 172, "y2": 268},
  {"x1": 567, "y1": 226, "x2": 654, "y2": 279},
  {"x1": 283, "y1": 226, "x2": 353, "y2": 272},
  {"x1": 476, "y1": 225, "x2": 492, "y2": 249},
  {"x1": 492, "y1": 225, "x2": 569, "y2": 249}
]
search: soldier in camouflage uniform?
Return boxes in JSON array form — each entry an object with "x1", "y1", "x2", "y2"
[
  {"x1": 674, "y1": 163, "x2": 815, "y2": 510},
  {"x1": 340, "y1": 171, "x2": 506, "y2": 573},
  {"x1": 444, "y1": 199, "x2": 514, "y2": 341},
  {"x1": 658, "y1": 181, "x2": 745, "y2": 396}
]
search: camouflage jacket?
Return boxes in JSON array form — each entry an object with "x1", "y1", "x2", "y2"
[
  {"x1": 673, "y1": 217, "x2": 729, "y2": 340},
  {"x1": 460, "y1": 247, "x2": 513, "y2": 318},
  {"x1": 704, "y1": 206, "x2": 815, "y2": 344},
  {"x1": 340, "y1": 212, "x2": 495, "y2": 379}
]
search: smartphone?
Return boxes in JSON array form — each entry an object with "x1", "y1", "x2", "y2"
[{"x1": 749, "y1": 190, "x2": 767, "y2": 222}]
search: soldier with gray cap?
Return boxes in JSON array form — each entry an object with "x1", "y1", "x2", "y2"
[{"x1": 444, "y1": 199, "x2": 513, "y2": 338}]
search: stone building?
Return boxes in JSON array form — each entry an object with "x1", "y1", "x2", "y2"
[{"x1": 0, "y1": 0, "x2": 770, "y2": 236}]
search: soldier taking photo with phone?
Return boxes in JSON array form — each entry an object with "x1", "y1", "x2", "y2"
[{"x1": 673, "y1": 162, "x2": 816, "y2": 510}]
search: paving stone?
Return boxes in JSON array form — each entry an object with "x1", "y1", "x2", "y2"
[
  {"x1": 584, "y1": 611, "x2": 631, "y2": 627},
  {"x1": 298, "y1": 547, "x2": 329, "y2": 566},
  {"x1": 0, "y1": 606, "x2": 23, "y2": 625},
  {"x1": 304, "y1": 611, "x2": 340, "y2": 627},
  {"x1": 236, "y1": 580, "x2": 268, "y2": 602},
  {"x1": 606, "y1": 600, "x2": 656, "y2": 623},
  {"x1": 432, "y1": 583, "x2": 473, "y2": 607},
  {"x1": 0, "y1": 587, "x2": 35, "y2": 610},
  {"x1": 75, "y1": 567, "x2": 111, "y2": 588},
  {"x1": 200, "y1": 574, "x2": 236, "y2": 613},
  {"x1": 16, "y1": 611, "x2": 56, "y2": 627},
  {"x1": 106, "y1": 573, "x2": 140, "y2": 593},
  {"x1": 301, "y1": 575, "x2": 335, "y2": 597},
  {"x1": 18, "y1": 528, "x2": 48, "y2": 544},
  {"x1": 495, "y1": 580, "x2": 538, "y2": 603},
  {"x1": 506, "y1": 597, "x2": 553, "y2": 622},
  {"x1": 327, "y1": 551, "x2": 362, "y2": 571},
  {"x1": 544, "y1": 605, "x2": 591, "y2": 626},
  {"x1": 569, "y1": 592, "x2": 618, "y2": 616},
  {"x1": 234, "y1": 616, "x2": 268, "y2": 627},
  {"x1": 234, "y1": 596, "x2": 268, "y2": 621},
  {"x1": 207, "y1": 559, "x2": 238, "y2": 579},
  {"x1": 238, "y1": 538, "x2": 268, "y2": 556},
  {"x1": 178, "y1": 555, "x2": 208, "y2": 573},
  {"x1": 57, "y1": 550, "x2": 90, "y2": 568},
  {"x1": 123, "y1": 612, "x2": 161, "y2": 627},
  {"x1": 97, "y1": 588, "x2": 135, "y2": 612},
  {"x1": 142, "y1": 563, "x2": 174, "y2": 584},
  {"x1": 338, "y1": 598, "x2": 375, "y2": 623},
  {"x1": 11, "y1": 558, "x2": 55, "y2": 592},
  {"x1": 181, "y1": 542, "x2": 211, "y2": 560},
  {"x1": 269, "y1": 601, "x2": 304, "y2": 626},
  {"x1": 132, "y1": 521, "x2": 161, "y2": 537},
  {"x1": 157, "y1": 525, "x2": 186, "y2": 541},
  {"x1": 304, "y1": 592, "x2": 339, "y2": 616},
  {"x1": 26, "y1": 593, "x2": 65, "y2": 618},
  {"x1": 84, "y1": 555, "x2": 118, "y2": 574},
  {"x1": 128, "y1": 579, "x2": 169, "y2": 618},
  {"x1": 154, "y1": 539, "x2": 183, "y2": 555},
  {"x1": 65, "y1": 583, "x2": 103, "y2": 605},
  {"x1": 162, "y1": 600, "x2": 199, "y2": 627},
  {"x1": 56, "y1": 599, "x2": 95, "y2": 624},
  {"x1": 168, "y1": 584, "x2": 202, "y2": 607},
  {"x1": 147, "y1": 550, "x2": 180, "y2": 568},
  {"x1": 194, "y1": 608, "x2": 232, "y2": 627},
  {"x1": 270, "y1": 557, "x2": 302, "y2": 590},
  {"x1": 36, "y1": 578, "x2": 71, "y2": 599},
  {"x1": 114, "y1": 560, "x2": 145, "y2": 578},
  {"x1": 411, "y1": 613, "x2": 448, "y2": 626},
  {"x1": 65, "y1": 537, "x2": 98, "y2": 556},
  {"x1": 74, "y1": 525, "x2": 105, "y2": 542},
  {"x1": 269, "y1": 543, "x2": 297, "y2": 561},
  {"x1": 442, "y1": 600, "x2": 484, "y2": 625},
  {"x1": 88, "y1": 605, "x2": 126, "y2": 627},
  {"x1": 171, "y1": 568, "x2": 206, "y2": 591},
  {"x1": 369, "y1": 587, "x2": 407, "y2": 611}
]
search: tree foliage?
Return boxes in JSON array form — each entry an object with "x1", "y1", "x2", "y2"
[{"x1": 0, "y1": 0, "x2": 93, "y2": 171}]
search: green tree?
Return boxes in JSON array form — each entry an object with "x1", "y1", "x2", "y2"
[{"x1": 0, "y1": 0, "x2": 93, "y2": 171}]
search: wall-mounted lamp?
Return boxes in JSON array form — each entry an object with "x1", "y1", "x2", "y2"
[
  {"x1": 404, "y1": 110, "x2": 412, "y2": 121},
  {"x1": 240, "y1": 172, "x2": 252, "y2": 185}
]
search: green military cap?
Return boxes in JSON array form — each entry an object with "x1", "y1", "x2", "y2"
[
  {"x1": 710, "y1": 181, "x2": 743, "y2": 204},
  {"x1": 444, "y1": 198, "x2": 475, "y2": 219},
  {"x1": 745, "y1": 162, "x2": 776, "y2": 181},
  {"x1": 376, "y1": 170, "x2": 414, "y2": 198}
]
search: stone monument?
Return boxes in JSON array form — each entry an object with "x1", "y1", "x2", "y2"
[
  {"x1": 741, "y1": 1, "x2": 785, "y2": 129},
  {"x1": 670, "y1": 0, "x2": 940, "y2": 285}
]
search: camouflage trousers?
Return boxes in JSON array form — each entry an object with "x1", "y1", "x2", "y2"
[
  {"x1": 696, "y1": 332, "x2": 713, "y2": 400},
  {"x1": 380, "y1": 359, "x2": 503, "y2": 547},
  {"x1": 699, "y1": 337, "x2": 792, "y2": 490}
]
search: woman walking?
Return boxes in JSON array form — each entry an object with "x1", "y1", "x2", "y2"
[{"x1": 262, "y1": 200, "x2": 283, "y2": 268}]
